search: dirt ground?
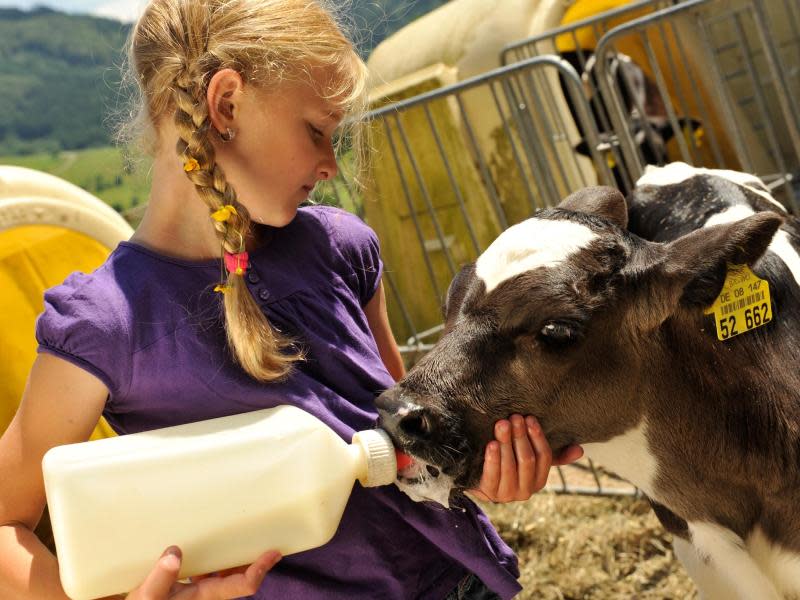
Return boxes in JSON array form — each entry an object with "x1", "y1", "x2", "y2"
[{"x1": 479, "y1": 481, "x2": 699, "y2": 599}]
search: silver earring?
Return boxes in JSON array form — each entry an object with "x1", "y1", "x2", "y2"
[{"x1": 220, "y1": 127, "x2": 236, "y2": 142}]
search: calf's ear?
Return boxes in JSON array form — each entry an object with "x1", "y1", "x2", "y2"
[
  {"x1": 663, "y1": 212, "x2": 782, "y2": 308},
  {"x1": 558, "y1": 186, "x2": 628, "y2": 229},
  {"x1": 443, "y1": 262, "x2": 476, "y2": 329}
]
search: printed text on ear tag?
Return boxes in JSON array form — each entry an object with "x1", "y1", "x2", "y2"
[{"x1": 704, "y1": 264, "x2": 773, "y2": 341}]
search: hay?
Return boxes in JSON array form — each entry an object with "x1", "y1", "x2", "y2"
[{"x1": 479, "y1": 494, "x2": 699, "y2": 599}]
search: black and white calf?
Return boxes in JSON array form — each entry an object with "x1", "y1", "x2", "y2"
[{"x1": 377, "y1": 163, "x2": 800, "y2": 598}]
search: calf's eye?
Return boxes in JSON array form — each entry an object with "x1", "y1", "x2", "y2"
[{"x1": 539, "y1": 321, "x2": 581, "y2": 349}]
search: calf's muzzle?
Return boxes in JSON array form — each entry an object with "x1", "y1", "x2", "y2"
[{"x1": 375, "y1": 387, "x2": 435, "y2": 445}]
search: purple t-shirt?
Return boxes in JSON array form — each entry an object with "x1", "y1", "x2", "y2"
[{"x1": 36, "y1": 205, "x2": 521, "y2": 599}]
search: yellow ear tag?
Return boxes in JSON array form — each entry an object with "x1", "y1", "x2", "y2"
[{"x1": 703, "y1": 264, "x2": 773, "y2": 341}]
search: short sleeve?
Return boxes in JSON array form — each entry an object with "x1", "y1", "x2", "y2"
[
  {"x1": 35, "y1": 271, "x2": 132, "y2": 398},
  {"x1": 322, "y1": 207, "x2": 384, "y2": 306}
]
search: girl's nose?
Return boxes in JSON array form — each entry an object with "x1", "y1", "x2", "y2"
[
  {"x1": 317, "y1": 144, "x2": 338, "y2": 181},
  {"x1": 318, "y1": 165, "x2": 337, "y2": 181}
]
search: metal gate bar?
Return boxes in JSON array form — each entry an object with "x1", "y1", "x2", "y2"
[
  {"x1": 500, "y1": 0, "x2": 674, "y2": 66},
  {"x1": 422, "y1": 103, "x2": 482, "y2": 256}
]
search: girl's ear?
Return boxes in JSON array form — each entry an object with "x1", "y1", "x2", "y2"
[{"x1": 207, "y1": 68, "x2": 245, "y2": 135}]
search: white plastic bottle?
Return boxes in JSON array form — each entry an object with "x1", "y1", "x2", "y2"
[{"x1": 42, "y1": 405, "x2": 398, "y2": 600}]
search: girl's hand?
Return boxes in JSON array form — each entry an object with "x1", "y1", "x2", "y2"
[
  {"x1": 123, "y1": 546, "x2": 281, "y2": 599},
  {"x1": 468, "y1": 415, "x2": 583, "y2": 503}
]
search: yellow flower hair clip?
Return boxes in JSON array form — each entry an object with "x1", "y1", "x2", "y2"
[
  {"x1": 211, "y1": 204, "x2": 238, "y2": 223},
  {"x1": 214, "y1": 284, "x2": 230, "y2": 294},
  {"x1": 183, "y1": 157, "x2": 200, "y2": 172}
]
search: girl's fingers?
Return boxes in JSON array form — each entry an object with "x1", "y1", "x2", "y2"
[
  {"x1": 175, "y1": 551, "x2": 281, "y2": 600},
  {"x1": 510, "y1": 415, "x2": 536, "y2": 499},
  {"x1": 494, "y1": 419, "x2": 518, "y2": 501},
  {"x1": 553, "y1": 443, "x2": 584, "y2": 466},
  {"x1": 472, "y1": 417, "x2": 577, "y2": 503},
  {"x1": 134, "y1": 546, "x2": 182, "y2": 599},
  {"x1": 476, "y1": 440, "x2": 501, "y2": 499},
  {"x1": 526, "y1": 416, "x2": 553, "y2": 492}
]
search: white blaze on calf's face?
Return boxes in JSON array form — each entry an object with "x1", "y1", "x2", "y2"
[{"x1": 475, "y1": 218, "x2": 599, "y2": 294}]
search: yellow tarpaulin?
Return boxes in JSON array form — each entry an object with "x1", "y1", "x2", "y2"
[
  {"x1": 0, "y1": 166, "x2": 133, "y2": 439},
  {"x1": 556, "y1": 0, "x2": 641, "y2": 53}
]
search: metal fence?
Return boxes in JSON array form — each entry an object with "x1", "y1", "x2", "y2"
[
  {"x1": 499, "y1": 0, "x2": 676, "y2": 193},
  {"x1": 498, "y1": 0, "x2": 800, "y2": 204},
  {"x1": 592, "y1": 0, "x2": 800, "y2": 207},
  {"x1": 313, "y1": 0, "x2": 800, "y2": 496},
  {"x1": 322, "y1": 56, "x2": 615, "y2": 359}
]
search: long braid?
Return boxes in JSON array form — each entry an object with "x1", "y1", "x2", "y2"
[
  {"x1": 173, "y1": 66, "x2": 244, "y2": 251},
  {"x1": 172, "y1": 61, "x2": 302, "y2": 381}
]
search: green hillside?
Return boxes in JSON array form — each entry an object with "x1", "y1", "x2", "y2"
[
  {"x1": 0, "y1": 7, "x2": 131, "y2": 155},
  {"x1": 0, "y1": 2, "x2": 448, "y2": 157},
  {"x1": 0, "y1": 146, "x2": 150, "y2": 214}
]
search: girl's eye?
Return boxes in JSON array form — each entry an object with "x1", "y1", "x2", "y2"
[{"x1": 308, "y1": 124, "x2": 324, "y2": 140}]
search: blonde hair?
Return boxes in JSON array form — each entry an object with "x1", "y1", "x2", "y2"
[{"x1": 123, "y1": 0, "x2": 369, "y2": 381}]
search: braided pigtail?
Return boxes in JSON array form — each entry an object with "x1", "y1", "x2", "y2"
[{"x1": 173, "y1": 64, "x2": 302, "y2": 382}]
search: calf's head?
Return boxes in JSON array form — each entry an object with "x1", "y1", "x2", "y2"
[{"x1": 376, "y1": 186, "x2": 782, "y2": 505}]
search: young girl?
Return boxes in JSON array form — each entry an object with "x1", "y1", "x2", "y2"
[{"x1": 0, "y1": 1, "x2": 582, "y2": 598}]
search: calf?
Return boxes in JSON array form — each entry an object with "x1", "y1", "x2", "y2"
[{"x1": 377, "y1": 164, "x2": 800, "y2": 598}]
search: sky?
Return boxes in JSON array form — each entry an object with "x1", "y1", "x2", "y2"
[{"x1": 0, "y1": 0, "x2": 147, "y2": 22}]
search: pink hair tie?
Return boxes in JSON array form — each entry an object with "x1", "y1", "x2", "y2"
[{"x1": 224, "y1": 251, "x2": 249, "y2": 276}]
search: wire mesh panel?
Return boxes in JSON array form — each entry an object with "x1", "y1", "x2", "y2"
[{"x1": 593, "y1": 0, "x2": 800, "y2": 210}]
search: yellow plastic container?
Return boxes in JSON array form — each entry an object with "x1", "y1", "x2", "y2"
[
  {"x1": 0, "y1": 165, "x2": 132, "y2": 440},
  {"x1": 42, "y1": 405, "x2": 397, "y2": 600}
]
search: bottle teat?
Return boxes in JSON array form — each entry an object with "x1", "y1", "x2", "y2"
[{"x1": 395, "y1": 450, "x2": 413, "y2": 470}]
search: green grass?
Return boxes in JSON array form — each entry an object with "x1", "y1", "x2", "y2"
[{"x1": 0, "y1": 146, "x2": 151, "y2": 214}]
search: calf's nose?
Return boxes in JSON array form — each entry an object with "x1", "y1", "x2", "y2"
[{"x1": 375, "y1": 387, "x2": 435, "y2": 441}]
